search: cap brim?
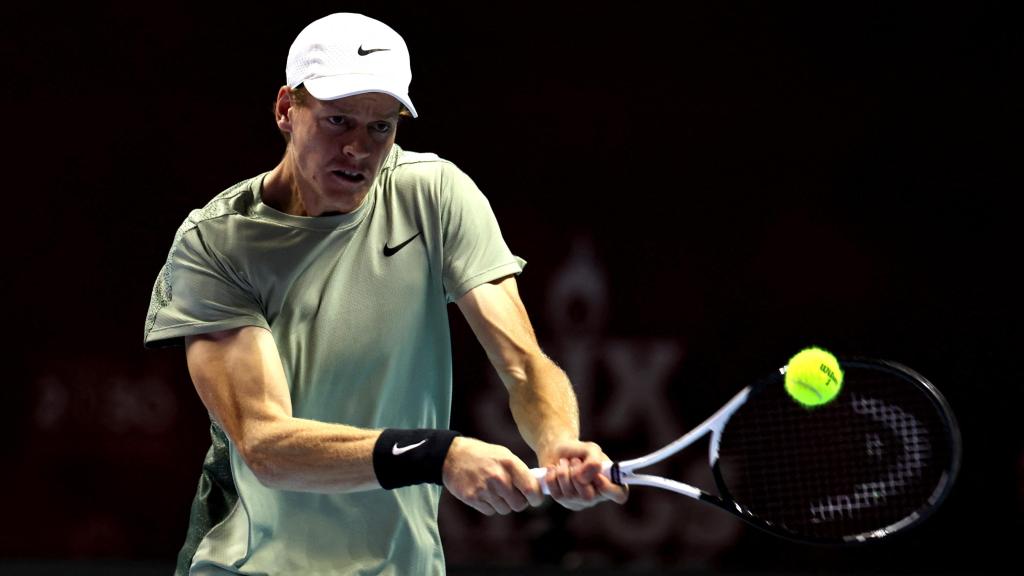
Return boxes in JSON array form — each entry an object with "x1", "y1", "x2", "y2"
[{"x1": 302, "y1": 75, "x2": 418, "y2": 118}]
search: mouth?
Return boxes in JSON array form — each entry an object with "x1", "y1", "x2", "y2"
[{"x1": 331, "y1": 169, "x2": 366, "y2": 184}]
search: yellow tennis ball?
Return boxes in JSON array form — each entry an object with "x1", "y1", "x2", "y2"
[{"x1": 785, "y1": 347, "x2": 843, "y2": 407}]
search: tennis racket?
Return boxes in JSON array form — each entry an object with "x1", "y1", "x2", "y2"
[{"x1": 530, "y1": 357, "x2": 961, "y2": 544}]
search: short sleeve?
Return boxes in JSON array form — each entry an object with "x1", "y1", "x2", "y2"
[
  {"x1": 143, "y1": 221, "x2": 269, "y2": 348},
  {"x1": 440, "y1": 164, "x2": 526, "y2": 302}
]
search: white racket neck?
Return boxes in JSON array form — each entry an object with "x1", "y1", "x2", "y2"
[
  {"x1": 529, "y1": 382, "x2": 758, "y2": 496},
  {"x1": 619, "y1": 386, "x2": 752, "y2": 472}
]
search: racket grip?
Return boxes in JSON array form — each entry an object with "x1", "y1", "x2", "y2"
[
  {"x1": 529, "y1": 467, "x2": 551, "y2": 495},
  {"x1": 528, "y1": 461, "x2": 615, "y2": 496}
]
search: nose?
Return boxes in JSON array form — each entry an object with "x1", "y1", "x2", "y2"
[{"x1": 341, "y1": 132, "x2": 372, "y2": 160}]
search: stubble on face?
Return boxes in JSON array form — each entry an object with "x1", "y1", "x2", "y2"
[{"x1": 268, "y1": 92, "x2": 401, "y2": 217}]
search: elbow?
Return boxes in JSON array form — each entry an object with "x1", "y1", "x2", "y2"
[
  {"x1": 238, "y1": 439, "x2": 276, "y2": 487},
  {"x1": 237, "y1": 429, "x2": 287, "y2": 488}
]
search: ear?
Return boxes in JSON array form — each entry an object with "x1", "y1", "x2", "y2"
[{"x1": 275, "y1": 86, "x2": 294, "y2": 134}]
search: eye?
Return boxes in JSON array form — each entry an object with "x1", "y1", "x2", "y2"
[
  {"x1": 372, "y1": 122, "x2": 393, "y2": 134},
  {"x1": 326, "y1": 116, "x2": 347, "y2": 126}
]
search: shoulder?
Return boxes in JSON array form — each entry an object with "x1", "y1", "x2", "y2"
[
  {"x1": 181, "y1": 175, "x2": 262, "y2": 231},
  {"x1": 382, "y1": 144, "x2": 476, "y2": 193},
  {"x1": 168, "y1": 174, "x2": 264, "y2": 255}
]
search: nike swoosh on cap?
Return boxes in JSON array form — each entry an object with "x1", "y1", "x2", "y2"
[
  {"x1": 392, "y1": 440, "x2": 428, "y2": 455},
  {"x1": 358, "y1": 45, "x2": 391, "y2": 56}
]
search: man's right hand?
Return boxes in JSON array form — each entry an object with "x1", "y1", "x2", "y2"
[{"x1": 442, "y1": 437, "x2": 545, "y2": 515}]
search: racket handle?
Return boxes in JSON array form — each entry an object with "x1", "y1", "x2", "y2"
[
  {"x1": 528, "y1": 461, "x2": 615, "y2": 496},
  {"x1": 529, "y1": 467, "x2": 551, "y2": 495}
]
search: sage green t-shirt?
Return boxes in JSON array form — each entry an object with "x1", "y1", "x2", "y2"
[{"x1": 144, "y1": 144, "x2": 524, "y2": 575}]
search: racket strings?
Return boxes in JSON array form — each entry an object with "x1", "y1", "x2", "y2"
[{"x1": 715, "y1": 363, "x2": 955, "y2": 541}]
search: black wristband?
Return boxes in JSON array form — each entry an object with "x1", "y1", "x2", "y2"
[{"x1": 373, "y1": 428, "x2": 461, "y2": 490}]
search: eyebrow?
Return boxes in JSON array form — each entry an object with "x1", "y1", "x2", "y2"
[{"x1": 321, "y1": 102, "x2": 401, "y2": 119}]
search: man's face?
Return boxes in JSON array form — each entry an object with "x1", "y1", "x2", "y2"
[{"x1": 281, "y1": 91, "x2": 401, "y2": 211}]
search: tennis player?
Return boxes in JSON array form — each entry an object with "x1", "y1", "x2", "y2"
[{"x1": 143, "y1": 12, "x2": 626, "y2": 575}]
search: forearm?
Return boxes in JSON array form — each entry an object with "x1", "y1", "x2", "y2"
[
  {"x1": 240, "y1": 416, "x2": 381, "y2": 493},
  {"x1": 454, "y1": 278, "x2": 580, "y2": 463},
  {"x1": 504, "y1": 354, "x2": 580, "y2": 463}
]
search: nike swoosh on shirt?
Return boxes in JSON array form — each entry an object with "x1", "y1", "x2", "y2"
[
  {"x1": 392, "y1": 440, "x2": 428, "y2": 455},
  {"x1": 383, "y1": 231, "x2": 422, "y2": 257}
]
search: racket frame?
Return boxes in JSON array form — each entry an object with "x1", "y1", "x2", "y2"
[{"x1": 533, "y1": 358, "x2": 961, "y2": 545}]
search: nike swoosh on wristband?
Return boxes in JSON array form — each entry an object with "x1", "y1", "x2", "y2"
[
  {"x1": 383, "y1": 231, "x2": 422, "y2": 257},
  {"x1": 392, "y1": 439, "x2": 428, "y2": 455},
  {"x1": 358, "y1": 45, "x2": 391, "y2": 56}
]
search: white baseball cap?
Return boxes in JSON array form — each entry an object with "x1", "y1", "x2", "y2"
[{"x1": 286, "y1": 13, "x2": 418, "y2": 117}]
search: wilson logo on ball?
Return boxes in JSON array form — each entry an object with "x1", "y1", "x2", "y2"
[{"x1": 819, "y1": 364, "x2": 839, "y2": 386}]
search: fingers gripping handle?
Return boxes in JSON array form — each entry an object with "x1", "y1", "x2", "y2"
[{"x1": 529, "y1": 461, "x2": 619, "y2": 495}]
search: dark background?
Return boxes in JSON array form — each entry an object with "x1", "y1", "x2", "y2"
[{"x1": 3, "y1": 1, "x2": 1020, "y2": 574}]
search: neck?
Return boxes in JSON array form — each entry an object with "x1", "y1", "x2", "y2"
[{"x1": 262, "y1": 153, "x2": 367, "y2": 217}]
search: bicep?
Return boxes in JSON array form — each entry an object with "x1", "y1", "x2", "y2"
[{"x1": 185, "y1": 325, "x2": 293, "y2": 449}]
